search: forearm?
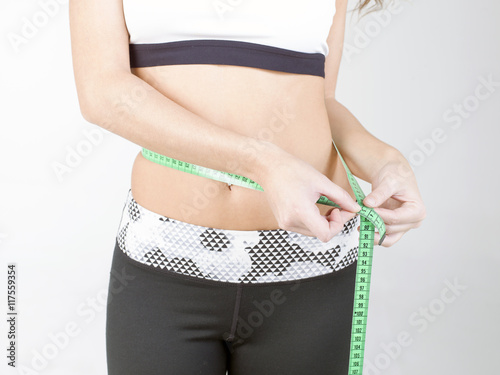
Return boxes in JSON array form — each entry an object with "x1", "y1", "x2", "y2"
[
  {"x1": 325, "y1": 97, "x2": 408, "y2": 183},
  {"x1": 78, "y1": 71, "x2": 280, "y2": 185}
]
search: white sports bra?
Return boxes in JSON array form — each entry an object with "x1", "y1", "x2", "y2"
[{"x1": 122, "y1": 0, "x2": 336, "y2": 77}]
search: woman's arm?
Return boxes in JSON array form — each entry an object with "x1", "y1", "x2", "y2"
[
  {"x1": 324, "y1": 99, "x2": 405, "y2": 182},
  {"x1": 324, "y1": 0, "x2": 401, "y2": 183},
  {"x1": 324, "y1": 0, "x2": 426, "y2": 246},
  {"x1": 69, "y1": 0, "x2": 279, "y2": 184}
]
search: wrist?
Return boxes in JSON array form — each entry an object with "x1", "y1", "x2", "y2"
[
  {"x1": 237, "y1": 140, "x2": 287, "y2": 187},
  {"x1": 366, "y1": 146, "x2": 411, "y2": 183}
]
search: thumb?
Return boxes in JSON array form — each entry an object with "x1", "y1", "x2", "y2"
[
  {"x1": 364, "y1": 182, "x2": 394, "y2": 208},
  {"x1": 318, "y1": 178, "x2": 361, "y2": 213}
]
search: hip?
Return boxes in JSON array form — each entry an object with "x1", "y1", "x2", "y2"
[{"x1": 115, "y1": 187, "x2": 360, "y2": 284}]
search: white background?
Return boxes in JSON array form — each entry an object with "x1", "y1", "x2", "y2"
[{"x1": 1, "y1": 0, "x2": 499, "y2": 374}]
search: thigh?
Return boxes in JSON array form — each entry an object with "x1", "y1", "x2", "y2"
[
  {"x1": 105, "y1": 241, "x2": 229, "y2": 375},
  {"x1": 229, "y1": 263, "x2": 357, "y2": 375}
]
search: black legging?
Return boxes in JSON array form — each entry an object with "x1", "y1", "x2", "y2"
[{"x1": 106, "y1": 240, "x2": 356, "y2": 375}]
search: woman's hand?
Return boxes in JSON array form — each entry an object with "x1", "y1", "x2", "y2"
[
  {"x1": 362, "y1": 155, "x2": 426, "y2": 247},
  {"x1": 258, "y1": 146, "x2": 361, "y2": 243}
]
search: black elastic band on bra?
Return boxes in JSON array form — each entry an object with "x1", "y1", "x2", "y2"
[{"x1": 129, "y1": 39, "x2": 326, "y2": 77}]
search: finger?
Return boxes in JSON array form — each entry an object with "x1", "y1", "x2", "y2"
[
  {"x1": 327, "y1": 208, "x2": 346, "y2": 238},
  {"x1": 319, "y1": 179, "x2": 361, "y2": 213},
  {"x1": 318, "y1": 210, "x2": 357, "y2": 244},
  {"x1": 374, "y1": 231, "x2": 405, "y2": 247},
  {"x1": 323, "y1": 207, "x2": 335, "y2": 217},
  {"x1": 383, "y1": 221, "x2": 424, "y2": 234},
  {"x1": 357, "y1": 222, "x2": 419, "y2": 244},
  {"x1": 297, "y1": 203, "x2": 335, "y2": 243},
  {"x1": 358, "y1": 222, "x2": 421, "y2": 234},
  {"x1": 321, "y1": 208, "x2": 357, "y2": 223},
  {"x1": 339, "y1": 209, "x2": 357, "y2": 225},
  {"x1": 373, "y1": 202, "x2": 426, "y2": 226},
  {"x1": 363, "y1": 180, "x2": 396, "y2": 208},
  {"x1": 307, "y1": 206, "x2": 352, "y2": 243}
]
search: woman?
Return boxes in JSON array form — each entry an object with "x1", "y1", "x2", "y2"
[{"x1": 69, "y1": 0, "x2": 426, "y2": 374}]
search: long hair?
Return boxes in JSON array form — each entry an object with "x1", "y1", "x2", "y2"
[{"x1": 355, "y1": 0, "x2": 385, "y2": 17}]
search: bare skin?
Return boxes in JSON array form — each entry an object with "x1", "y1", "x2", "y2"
[
  {"x1": 129, "y1": 64, "x2": 354, "y2": 230},
  {"x1": 69, "y1": 0, "x2": 426, "y2": 245}
]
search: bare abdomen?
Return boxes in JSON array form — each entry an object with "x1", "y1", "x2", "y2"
[{"x1": 129, "y1": 64, "x2": 351, "y2": 230}]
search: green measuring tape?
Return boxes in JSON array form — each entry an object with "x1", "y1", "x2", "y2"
[{"x1": 141, "y1": 141, "x2": 386, "y2": 374}]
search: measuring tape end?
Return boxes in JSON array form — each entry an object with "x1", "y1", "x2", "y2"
[{"x1": 378, "y1": 233, "x2": 386, "y2": 246}]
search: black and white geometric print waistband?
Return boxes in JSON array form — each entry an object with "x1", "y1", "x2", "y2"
[{"x1": 116, "y1": 189, "x2": 359, "y2": 283}]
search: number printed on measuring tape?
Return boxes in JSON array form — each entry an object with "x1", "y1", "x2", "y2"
[{"x1": 141, "y1": 141, "x2": 386, "y2": 375}]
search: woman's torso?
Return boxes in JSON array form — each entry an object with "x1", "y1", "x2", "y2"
[{"x1": 130, "y1": 64, "x2": 354, "y2": 230}]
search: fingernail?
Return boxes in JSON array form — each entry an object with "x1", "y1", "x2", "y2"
[{"x1": 355, "y1": 203, "x2": 362, "y2": 211}]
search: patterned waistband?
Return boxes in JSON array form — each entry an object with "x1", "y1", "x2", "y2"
[{"x1": 116, "y1": 188, "x2": 359, "y2": 284}]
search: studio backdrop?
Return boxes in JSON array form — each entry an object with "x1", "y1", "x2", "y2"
[{"x1": 1, "y1": 0, "x2": 499, "y2": 374}]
